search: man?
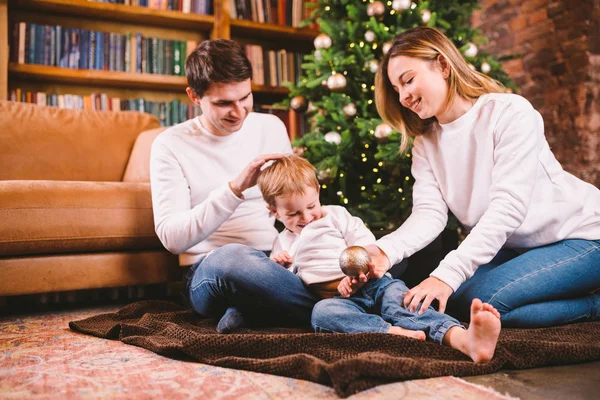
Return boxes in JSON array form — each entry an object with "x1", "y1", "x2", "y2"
[{"x1": 150, "y1": 39, "x2": 319, "y2": 333}]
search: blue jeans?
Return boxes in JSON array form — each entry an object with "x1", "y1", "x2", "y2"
[
  {"x1": 311, "y1": 276, "x2": 462, "y2": 344},
  {"x1": 449, "y1": 239, "x2": 600, "y2": 328},
  {"x1": 187, "y1": 243, "x2": 320, "y2": 326}
]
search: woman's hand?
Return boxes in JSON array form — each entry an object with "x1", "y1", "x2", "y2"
[
  {"x1": 270, "y1": 251, "x2": 293, "y2": 268},
  {"x1": 229, "y1": 153, "x2": 285, "y2": 197},
  {"x1": 364, "y1": 244, "x2": 391, "y2": 279},
  {"x1": 403, "y1": 276, "x2": 453, "y2": 314}
]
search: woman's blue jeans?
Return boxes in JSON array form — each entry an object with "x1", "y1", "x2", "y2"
[
  {"x1": 312, "y1": 275, "x2": 462, "y2": 344},
  {"x1": 449, "y1": 239, "x2": 600, "y2": 328},
  {"x1": 187, "y1": 243, "x2": 320, "y2": 326}
]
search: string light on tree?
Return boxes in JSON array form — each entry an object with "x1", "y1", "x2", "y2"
[
  {"x1": 324, "y1": 131, "x2": 342, "y2": 145},
  {"x1": 391, "y1": 0, "x2": 411, "y2": 11},
  {"x1": 464, "y1": 42, "x2": 478, "y2": 58},
  {"x1": 314, "y1": 33, "x2": 332, "y2": 49},
  {"x1": 367, "y1": 1, "x2": 385, "y2": 18},
  {"x1": 481, "y1": 62, "x2": 491, "y2": 74}
]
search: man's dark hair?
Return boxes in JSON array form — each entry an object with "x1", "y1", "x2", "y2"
[{"x1": 185, "y1": 39, "x2": 253, "y2": 97}]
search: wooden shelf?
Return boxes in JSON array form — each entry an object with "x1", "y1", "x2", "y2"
[
  {"x1": 8, "y1": 63, "x2": 290, "y2": 95},
  {"x1": 8, "y1": 0, "x2": 214, "y2": 32},
  {"x1": 231, "y1": 19, "x2": 318, "y2": 42},
  {"x1": 9, "y1": 63, "x2": 187, "y2": 91}
]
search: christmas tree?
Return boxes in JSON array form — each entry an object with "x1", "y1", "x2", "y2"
[{"x1": 283, "y1": 0, "x2": 516, "y2": 233}]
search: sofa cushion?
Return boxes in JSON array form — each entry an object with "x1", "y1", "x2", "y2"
[
  {"x1": 0, "y1": 101, "x2": 161, "y2": 182},
  {"x1": 0, "y1": 180, "x2": 164, "y2": 256},
  {"x1": 123, "y1": 127, "x2": 167, "y2": 182}
]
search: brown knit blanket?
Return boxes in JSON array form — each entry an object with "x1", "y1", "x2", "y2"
[{"x1": 69, "y1": 300, "x2": 600, "y2": 398}]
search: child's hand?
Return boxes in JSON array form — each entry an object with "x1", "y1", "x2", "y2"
[
  {"x1": 338, "y1": 275, "x2": 368, "y2": 298},
  {"x1": 270, "y1": 251, "x2": 293, "y2": 268}
]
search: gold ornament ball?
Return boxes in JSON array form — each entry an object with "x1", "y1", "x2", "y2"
[
  {"x1": 314, "y1": 33, "x2": 332, "y2": 50},
  {"x1": 375, "y1": 123, "x2": 393, "y2": 141},
  {"x1": 327, "y1": 73, "x2": 347, "y2": 92},
  {"x1": 343, "y1": 103, "x2": 357, "y2": 117},
  {"x1": 382, "y1": 41, "x2": 393, "y2": 55},
  {"x1": 481, "y1": 62, "x2": 491, "y2": 74},
  {"x1": 367, "y1": 1, "x2": 386, "y2": 17},
  {"x1": 339, "y1": 246, "x2": 371, "y2": 277},
  {"x1": 391, "y1": 0, "x2": 411, "y2": 11},
  {"x1": 290, "y1": 96, "x2": 308, "y2": 113},
  {"x1": 421, "y1": 9, "x2": 432, "y2": 23}
]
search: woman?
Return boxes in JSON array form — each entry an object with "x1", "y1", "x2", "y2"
[{"x1": 362, "y1": 27, "x2": 600, "y2": 328}]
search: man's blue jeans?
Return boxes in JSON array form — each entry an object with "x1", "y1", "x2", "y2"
[
  {"x1": 449, "y1": 239, "x2": 600, "y2": 328},
  {"x1": 187, "y1": 243, "x2": 320, "y2": 326},
  {"x1": 311, "y1": 275, "x2": 463, "y2": 344}
]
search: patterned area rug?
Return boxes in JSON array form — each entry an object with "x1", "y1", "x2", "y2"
[{"x1": 0, "y1": 305, "x2": 516, "y2": 399}]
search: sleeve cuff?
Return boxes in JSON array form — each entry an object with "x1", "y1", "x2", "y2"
[
  {"x1": 375, "y1": 237, "x2": 403, "y2": 269},
  {"x1": 429, "y1": 263, "x2": 464, "y2": 292}
]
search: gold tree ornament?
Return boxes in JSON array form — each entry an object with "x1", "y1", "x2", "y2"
[
  {"x1": 324, "y1": 131, "x2": 342, "y2": 145},
  {"x1": 367, "y1": 1, "x2": 385, "y2": 18},
  {"x1": 375, "y1": 123, "x2": 393, "y2": 141},
  {"x1": 327, "y1": 73, "x2": 347, "y2": 91},
  {"x1": 382, "y1": 41, "x2": 393, "y2": 55},
  {"x1": 314, "y1": 33, "x2": 332, "y2": 49},
  {"x1": 464, "y1": 42, "x2": 478, "y2": 58},
  {"x1": 339, "y1": 246, "x2": 371, "y2": 277},
  {"x1": 421, "y1": 9, "x2": 432, "y2": 23},
  {"x1": 391, "y1": 0, "x2": 411, "y2": 11},
  {"x1": 290, "y1": 96, "x2": 308, "y2": 113},
  {"x1": 343, "y1": 103, "x2": 357, "y2": 117}
]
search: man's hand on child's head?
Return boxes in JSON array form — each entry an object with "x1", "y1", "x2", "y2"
[{"x1": 270, "y1": 251, "x2": 293, "y2": 268}]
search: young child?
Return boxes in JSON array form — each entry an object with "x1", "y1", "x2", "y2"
[{"x1": 257, "y1": 155, "x2": 502, "y2": 363}]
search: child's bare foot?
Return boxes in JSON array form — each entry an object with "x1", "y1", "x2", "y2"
[
  {"x1": 388, "y1": 326, "x2": 426, "y2": 340},
  {"x1": 465, "y1": 298, "x2": 501, "y2": 363}
]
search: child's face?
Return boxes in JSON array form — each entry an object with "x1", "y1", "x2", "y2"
[{"x1": 269, "y1": 185, "x2": 323, "y2": 234}]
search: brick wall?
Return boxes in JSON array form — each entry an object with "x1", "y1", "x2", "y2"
[{"x1": 473, "y1": 0, "x2": 599, "y2": 187}]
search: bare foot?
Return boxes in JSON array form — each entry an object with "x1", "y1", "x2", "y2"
[
  {"x1": 388, "y1": 326, "x2": 426, "y2": 341},
  {"x1": 465, "y1": 298, "x2": 501, "y2": 363}
]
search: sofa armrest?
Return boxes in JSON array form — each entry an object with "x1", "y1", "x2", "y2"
[{"x1": 122, "y1": 127, "x2": 167, "y2": 182}]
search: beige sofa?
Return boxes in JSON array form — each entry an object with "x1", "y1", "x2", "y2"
[{"x1": 0, "y1": 101, "x2": 180, "y2": 296}]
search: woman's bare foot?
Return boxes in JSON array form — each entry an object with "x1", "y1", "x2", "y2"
[
  {"x1": 444, "y1": 298, "x2": 501, "y2": 363},
  {"x1": 388, "y1": 326, "x2": 426, "y2": 340}
]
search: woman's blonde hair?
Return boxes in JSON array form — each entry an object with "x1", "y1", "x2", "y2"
[
  {"x1": 257, "y1": 155, "x2": 319, "y2": 207},
  {"x1": 375, "y1": 27, "x2": 504, "y2": 152}
]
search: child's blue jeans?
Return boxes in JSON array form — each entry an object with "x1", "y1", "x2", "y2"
[
  {"x1": 311, "y1": 275, "x2": 463, "y2": 344},
  {"x1": 187, "y1": 243, "x2": 319, "y2": 326}
]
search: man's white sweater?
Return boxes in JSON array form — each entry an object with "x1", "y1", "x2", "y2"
[
  {"x1": 150, "y1": 112, "x2": 292, "y2": 266},
  {"x1": 273, "y1": 205, "x2": 376, "y2": 285},
  {"x1": 376, "y1": 93, "x2": 600, "y2": 291}
]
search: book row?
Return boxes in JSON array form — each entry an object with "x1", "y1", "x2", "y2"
[
  {"x1": 245, "y1": 45, "x2": 304, "y2": 87},
  {"x1": 91, "y1": 0, "x2": 213, "y2": 15},
  {"x1": 10, "y1": 90, "x2": 201, "y2": 126},
  {"x1": 229, "y1": 0, "x2": 310, "y2": 27},
  {"x1": 10, "y1": 22, "x2": 198, "y2": 75}
]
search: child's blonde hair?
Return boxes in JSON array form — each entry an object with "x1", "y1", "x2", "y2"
[
  {"x1": 375, "y1": 27, "x2": 504, "y2": 153},
  {"x1": 258, "y1": 155, "x2": 319, "y2": 207}
]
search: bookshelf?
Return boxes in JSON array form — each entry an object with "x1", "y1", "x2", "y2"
[{"x1": 1, "y1": 0, "x2": 318, "y2": 131}]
